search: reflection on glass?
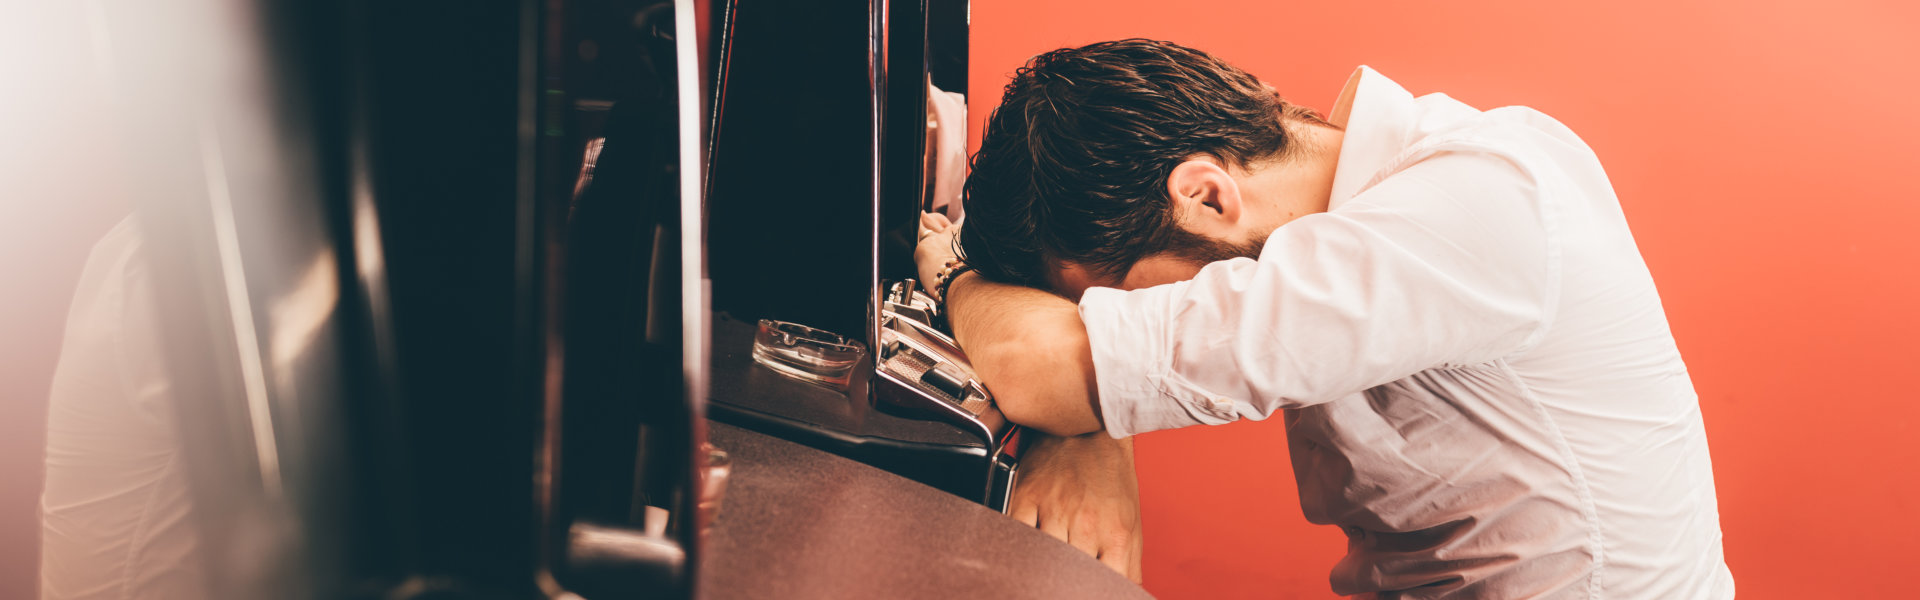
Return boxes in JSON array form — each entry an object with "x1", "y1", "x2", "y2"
[{"x1": 42, "y1": 219, "x2": 207, "y2": 600}]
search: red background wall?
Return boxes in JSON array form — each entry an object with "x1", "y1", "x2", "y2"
[{"x1": 967, "y1": 1, "x2": 1920, "y2": 597}]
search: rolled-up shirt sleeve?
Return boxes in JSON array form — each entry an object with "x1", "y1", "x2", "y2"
[{"x1": 1080, "y1": 150, "x2": 1560, "y2": 438}]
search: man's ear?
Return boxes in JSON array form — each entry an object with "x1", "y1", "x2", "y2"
[{"x1": 1166, "y1": 157, "x2": 1243, "y2": 235}]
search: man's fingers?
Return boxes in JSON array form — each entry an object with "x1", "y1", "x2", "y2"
[
  {"x1": 1065, "y1": 512, "x2": 1104, "y2": 558},
  {"x1": 1010, "y1": 501, "x2": 1039, "y2": 528},
  {"x1": 1038, "y1": 512, "x2": 1071, "y2": 544},
  {"x1": 1066, "y1": 526, "x2": 1101, "y2": 558},
  {"x1": 1127, "y1": 527, "x2": 1145, "y2": 583},
  {"x1": 921, "y1": 211, "x2": 953, "y2": 231},
  {"x1": 1095, "y1": 546, "x2": 1131, "y2": 580}
]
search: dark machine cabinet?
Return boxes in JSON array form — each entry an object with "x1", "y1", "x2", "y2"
[
  {"x1": 704, "y1": 0, "x2": 1021, "y2": 510},
  {"x1": 112, "y1": 0, "x2": 722, "y2": 597},
  {"x1": 94, "y1": 0, "x2": 1001, "y2": 596}
]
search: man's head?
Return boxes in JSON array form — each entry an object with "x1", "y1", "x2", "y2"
[{"x1": 959, "y1": 39, "x2": 1340, "y2": 298}]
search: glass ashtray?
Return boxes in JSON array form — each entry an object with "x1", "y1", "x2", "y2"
[{"x1": 751, "y1": 319, "x2": 865, "y2": 390}]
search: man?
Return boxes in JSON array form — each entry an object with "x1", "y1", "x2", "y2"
[{"x1": 916, "y1": 40, "x2": 1733, "y2": 598}]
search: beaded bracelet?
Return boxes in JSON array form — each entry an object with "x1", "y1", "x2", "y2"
[{"x1": 932, "y1": 260, "x2": 977, "y2": 306}]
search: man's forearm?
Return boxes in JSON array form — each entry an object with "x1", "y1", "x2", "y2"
[{"x1": 946, "y1": 272, "x2": 1104, "y2": 436}]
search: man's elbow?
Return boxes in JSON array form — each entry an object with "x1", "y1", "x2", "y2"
[{"x1": 979, "y1": 327, "x2": 1103, "y2": 437}]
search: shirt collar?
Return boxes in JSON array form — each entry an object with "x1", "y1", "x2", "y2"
[{"x1": 1326, "y1": 66, "x2": 1420, "y2": 210}]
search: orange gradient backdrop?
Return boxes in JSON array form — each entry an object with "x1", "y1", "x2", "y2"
[{"x1": 967, "y1": 1, "x2": 1920, "y2": 598}]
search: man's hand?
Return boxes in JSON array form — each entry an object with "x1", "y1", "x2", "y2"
[
  {"x1": 1011, "y1": 432, "x2": 1144, "y2": 583},
  {"x1": 915, "y1": 211, "x2": 958, "y2": 290}
]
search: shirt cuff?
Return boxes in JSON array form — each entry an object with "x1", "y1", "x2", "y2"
[{"x1": 1078, "y1": 283, "x2": 1242, "y2": 438}]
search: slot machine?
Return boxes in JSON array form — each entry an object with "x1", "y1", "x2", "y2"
[{"x1": 701, "y1": 0, "x2": 1022, "y2": 511}]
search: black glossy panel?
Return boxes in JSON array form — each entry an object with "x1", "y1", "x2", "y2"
[{"x1": 705, "y1": 0, "x2": 876, "y2": 340}]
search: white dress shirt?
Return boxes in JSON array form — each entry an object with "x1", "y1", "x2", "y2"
[{"x1": 1079, "y1": 67, "x2": 1734, "y2": 598}]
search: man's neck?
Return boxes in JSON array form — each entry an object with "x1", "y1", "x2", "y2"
[{"x1": 1239, "y1": 122, "x2": 1344, "y2": 228}]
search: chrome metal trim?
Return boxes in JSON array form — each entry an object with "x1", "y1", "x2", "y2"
[
  {"x1": 701, "y1": 0, "x2": 738, "y2": 200},
  {"x1": 197, "y1": 122, "x2": 283, "y2": 499},
  {"x1": 674, "y1": 0, "x2": 709, "y2": 430},
  {"x1": 993, "y1": 436, "x2": 1019, "y2": 513},
  {"x1": 867, "y1": 0, "x2": 888, "y2": 365},
  {"x1": 674, "y1": 1, "x2": 713, "y2": 594}
]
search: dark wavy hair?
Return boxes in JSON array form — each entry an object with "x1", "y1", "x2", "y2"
[{"x1": 958, "y1": 39, "x2": 1317, "y2": 289}]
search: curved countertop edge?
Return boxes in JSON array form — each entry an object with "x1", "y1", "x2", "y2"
[{"x1": 700, "y1": 421, "x2": 1153, "y2": 599}]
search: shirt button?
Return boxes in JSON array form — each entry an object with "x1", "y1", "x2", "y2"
[{"x1": 1210, "y1": 397, "x2": 1234, "y2": 412}]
